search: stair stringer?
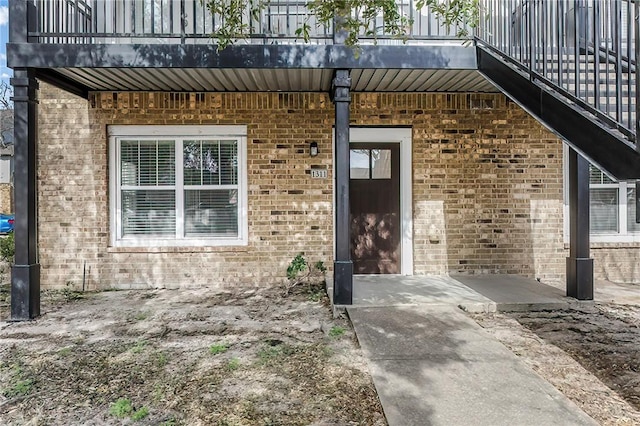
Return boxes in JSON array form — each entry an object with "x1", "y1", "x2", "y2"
[{"x1": 477, "y1": 45, "x2": 640, "y2": 181}]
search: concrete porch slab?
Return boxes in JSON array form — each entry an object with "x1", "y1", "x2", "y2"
[
  {"x1": 329, "y1": 273, "x2": 640, "y2": 313},
  {"x1": 450, "y1": 274, "x2": 581, "y2": 311},
  {"x1": 351, "y1": 275, "x2": 496, "y2": 312},
  {"x1": 593, "y1": 279, "x2": 640, "y2": 304}
]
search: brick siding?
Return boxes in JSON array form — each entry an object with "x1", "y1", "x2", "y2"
[
  {"x1": 350, "y1": 93, "x2": 566, "y2": 279},
  {"x1": 591, "y1": 244, "x2": 640, "y2": 283},
  {"x1": 36, "y1": 83, "x2": 624, "y2": 290},
  {"x1": 0, "y1": 184, "x2": 12, "y2": 213}
]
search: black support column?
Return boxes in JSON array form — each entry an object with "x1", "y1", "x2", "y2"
[
  {"x1": 636, "y1": 0, "x2": 640, "y2": 225},
  {"x1": 566, "y1": 148, "x2": 593, "y2": 300},
  {"x1": 10, "y1": 69, "x2": 40, "y2": 320},
  {"x1": 9, "y1": 0, "x2": 40, "y2": 320},
  {"x1": 332, "y1": 69, "x2": 353, "y2": 305}
]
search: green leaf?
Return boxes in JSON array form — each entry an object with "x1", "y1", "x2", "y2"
[{"x1": 203, "y1": 0, "x2": 479, "y2": 49}]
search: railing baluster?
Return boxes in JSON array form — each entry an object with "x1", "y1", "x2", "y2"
[
  {"x1": 192, "y1": 0, "x2": 197, "y2": 37},
  {"x1": 630, "y1": 0, "x2": 635, "y2": 134},
  {"x1": 544, "y1": 0, "x2": 548, "y2": 74},
  {"x1": 180, "y1": 0, "x2": 185, "y2": 43},
  {"x1": 611, "y1": 1, "x2": 624, "y2": 123},
  {"x1": 504, "y1": 0, "x2": 509, "y2": 56},
  {"x1": 150, "y1": 0, "x2": 155, "y2": 35},
  {"x1": 573, "y1": 2, "x2": 579, "y2": 99},
  {"x1": 605, "y1": 0, "x2": 611, "y2": 116},
  {"x1": 557, "y1": 0, "x2": 562, "y2": 88},
  {"x1": 529, "y1": 0, "x2": 534, "y2": 78},
  {"x1": 594, "y1": 0, "x2": 601, "y2": 110}
]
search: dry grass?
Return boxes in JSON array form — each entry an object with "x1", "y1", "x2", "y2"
[{"x1": 0, "y1": 284, "x2": 386, "y2": 425}]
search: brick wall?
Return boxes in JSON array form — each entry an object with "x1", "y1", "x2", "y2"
[
  {"x1": 0, "y1": 184, "x2": 12, "y2": 213},
  {"x1": 39, "y1": 88, "x2": 335, "y2": 290},
  {"x1": 37, "y1": 84, "x2": 573, "y2": 290},
  {"x1": 591, "y1": 245, "x2": 640, "y2": 283},
  {"x1": 350, "y1": 93, "x2": 565, "y2": 278}
]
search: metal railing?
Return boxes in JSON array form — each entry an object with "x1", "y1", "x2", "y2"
[
  {"x1": 32, "y1": 0, "x2": 333, "y2": 43},
  {"x1": 37, "y1": 0, "x2": 93, "y2": 43},
  {"x1": 29, "y1": 0, "x2": 468, "y2": 44},
  {"x1": 476, "y1": 0, "x2": 638, "y2": 142}
]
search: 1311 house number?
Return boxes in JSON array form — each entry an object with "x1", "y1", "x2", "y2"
[{"x1": 311, "y1": 169, "x2": 328, "y2": 179}]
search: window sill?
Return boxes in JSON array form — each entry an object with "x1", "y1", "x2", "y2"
[
  {"x1": 107, "y1": 245, "x2": 250, "y2": 254},
  {"x1": 564, "y1": 242, "x2": 640, "y2": 249}
]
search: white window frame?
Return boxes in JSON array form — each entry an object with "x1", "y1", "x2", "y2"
[
  {"x1": 109, "y1": 125, "x2": 248, "y2": 247},
  {"x1": 563, "y1": 144, "x2": 640, "y2": 243}
]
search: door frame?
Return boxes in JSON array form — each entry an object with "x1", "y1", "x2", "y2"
[{"x1": 334, "y1": 127, "x2": 413, "y2": 275}]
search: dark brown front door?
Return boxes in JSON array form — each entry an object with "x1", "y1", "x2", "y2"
[{"x1": 349, "y1": 143, "x2": 401, "y2": 274}]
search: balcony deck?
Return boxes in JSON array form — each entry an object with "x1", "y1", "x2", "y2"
[
  {"x1": 7, "y1": 0, "x2": 496, "y2": 95},
  {"x1": 29, "y1": 0, "x2": 468, "y2": 45}
]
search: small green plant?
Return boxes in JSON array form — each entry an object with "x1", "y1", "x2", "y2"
[
  {"x1": 130, "y1": 340, "x2": 148, "y2": 354},
  {"x1": 154, "y1": 351, "x2": 169, "y2": 367},
  {"x1": 329, "y1": 326, "x2": 346, "y2": 338},
  {"x1": 3, "y1": 378, "x2": 33, "y2": 398},
  {"x1": 286, "y1": 254, "x2": 308, "y2": 280},
  {"x1": 257, "y1": 342, "x2": 297, "y2": 365},
  {"x1": 319, "y1": 344, "x2": 334, "y2": 358},
  {"x1": 58, "y1": 347, "x2": 73, "y2": 357},
  {"x1": 109, "y1": 398, "x2": 148, "y2": 421},
  {"x1": 109, "y1": 398, "x2": 133, "y2": 418},
  {"x1": 152, "y1": 385, "x2": 165, "y2": 403},
  {"x1": 134, "y1": 311, "x2": 149, "y2": 321},
  {"x1": 2, "y1": 363, "x2": 34, "y2": 398},
  {"x1": 209, "y1": 342, "x2": 229, "y2": 355},
  {"x1": 60, "y1": 281, "x2": 85, "y2": 302},
  {"x1": 308, "y1": 288, "x2": 325, "y2": 302},
  {"x1": 226, "y1": 358, "x2": 240, "y2": 371},
  {"x1": 131, "y1": 406, "x2": 150, "y2": 421},
  {"x1": 284, "y1": 253, "x2": 327, "y2": 296},
  {"x1": 0, "y1": 232, "x2": 14, "y2": 263}
]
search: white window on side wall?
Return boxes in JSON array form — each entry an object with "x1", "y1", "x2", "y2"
[
  {"x1": 109, "y1": 125, "x2": 248, "y2": 247},
  {"x1": 588, "y1": 165, "x2": 640, "y2": 241},
  {"x1": 563, "y1": 144, "x2": 640, "y2": 243}
]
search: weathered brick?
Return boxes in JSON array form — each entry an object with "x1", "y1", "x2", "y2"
[{"x1": 34, "y1": 84, "x2": 634, "y2": 290}]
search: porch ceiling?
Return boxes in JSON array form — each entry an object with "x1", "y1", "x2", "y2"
[{"x1": 50, "y1": 67, "x2": 497, "y2": 93}]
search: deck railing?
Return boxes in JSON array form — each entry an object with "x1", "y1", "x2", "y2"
[
  {"x1": 29, "y1": 0, "x2": 469, "y2": 44},
  {"x1": 476, "y1": 0, "x2": 638, "y2": 142}
]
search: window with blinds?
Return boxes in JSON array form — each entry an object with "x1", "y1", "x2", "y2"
[
  {"x1": 587, "y1": 163, "x2": 640, "y2": 239},
  {"x1": 183, "y1": 140, "x2": 239, "y2": 237},
  {"x1": 110, "y1": 126, "x2": 247, "y2": 247},
  {"x1": 121, "y1": 140, "x2": 176, "y2": 237},
  {"x1": 589, "y1": 165, "x2": 618, "y2": 233}
]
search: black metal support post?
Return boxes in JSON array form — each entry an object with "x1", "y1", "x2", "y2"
[
  {"x1": 627, "y1": 1, "x2": 640, "y2": 146},
  {"x1": 635, "y1": 0, "x2": 640, "y2": 224},
  {"x1": 332, "y1": 69, "x2": 352, "y2": 305},
  {"x1": 566, "y1": 148, "x2": 593, "y2": 300},
  {"x1": 10, "y1": 69, "x2": 40, "y2": 320}
]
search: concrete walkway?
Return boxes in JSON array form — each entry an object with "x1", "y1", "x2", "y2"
[
  {"x1": 348, "y1": 304, "x2": 596, "y2": 425},
  {"x1": 343, "y1": 275, "x2": 602, "y2": 425}
]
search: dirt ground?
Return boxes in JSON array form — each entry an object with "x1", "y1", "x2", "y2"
[
  {"x1": 0, "y1": 284, "x2": 385, "y2": 426},
  {"x1": 2, "y1": 282, "x2": 640, "y2": 425},
  {"x1": 472, "y1": 303, "x2": 640, "y2": 426}
]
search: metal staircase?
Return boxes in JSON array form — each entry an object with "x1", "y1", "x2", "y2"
[{"x1": 476, "y1": 0, "x2": 640, "y2": 180}]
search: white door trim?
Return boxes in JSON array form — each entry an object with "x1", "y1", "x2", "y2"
[{"x1": 348, "y1": 127, "x2": 413, "y2": 275}]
